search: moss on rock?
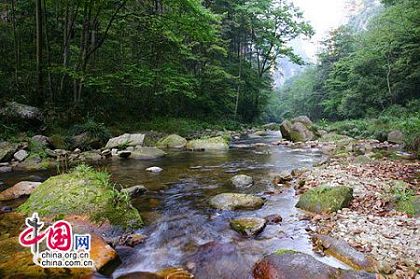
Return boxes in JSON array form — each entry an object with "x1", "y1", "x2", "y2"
[
  {"x1": 18, "y1": 165, "x2": 142, "y2": 228},
  {"x1": 273, "y1": 249, "x2": 298, "y2": 256},
  {"x1": 186, "y1": 136, "x2": 229, "y2": 151},
  {"x1": 296, "y1": 186, "x2": 353, "y2": 214},
  {"x1": 156, "y1": 134, "x2": 187, "y2": 149}
]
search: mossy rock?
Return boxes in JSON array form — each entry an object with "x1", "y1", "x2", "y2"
[
  {"x1": 296, "y1": 186, "x2": 353, "y2": 214},
  {"x1": 156, "y1": 134, "x2": 187, "y2": 149},
  {"x1": 396, "y1": 196, "x2": 420, "y2": 216},
  {"x1": 273, "y1": 249, "x2": 298, "y2": 256},
  {"x1": 186, "y1": 136, "x2": 229, "y2": 151},
  {"x1": 230, "y1": 217, "x2": 266, "y2": 237},
  {"x1": 18, "y1": 165, "x2": 142, "y2": 229}
]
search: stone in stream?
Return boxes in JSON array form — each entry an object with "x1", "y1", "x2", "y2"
[
  {"x1": 296, "y1": 186, "x2": 353, "y2": 214},
  {"x1": 272, "y1": 170, "x2": 293, "y2": 185},
  {"x1": 13, "y1": 150, "x2": 29, "y2": 162},
  {"x1": 253, "y1": 250, "x2": 376, "y2": 279},
  {"x1": 280, "y1": 116, "x2": 317, "y2": 143},
  {"x1": 231, "y1": 174, "x2": 254, "y2": 188},
  {"x1": 313, "y1": 235, "x2": 378, "y2": 272},
  {"x1": 105, "y1": 133, "x2": 145, "y2": 149},
  {"x1": 146, "y1": 166, "x2": 163, "y2": 173},
  {"x1": 130, "y1": 147, "x2": 166, "y2": 160},
  {"x1": 264, "y1": 214, "x2": 282, "y2": 224},
  {"x1": 230, "y1": 217, "x2": 267, "y2": 237},
  {"x1": 0, "y1": 181, "x2": 41, "y2": 201},
  {"x1": 156, "y1": 134, "x2": 187, "y2": 149},
  {"x1": 121, "y1": 185, "x2": 147, "y2": 198},
  {"x1": 17, "y1": 165, "x2": 142, "y2": 228},
  {"x1": 186, "y1": 136, "x2": 229, "y2": 151},
  {"x1": 118, "y1": 150, "x2": 132, "y2": 159},
  {"x1": 210, "y1": 193, "x2": 265, "y2": 210},
  {"x1": 184, "y1": 241, "x2": 255, "y2": 279}
]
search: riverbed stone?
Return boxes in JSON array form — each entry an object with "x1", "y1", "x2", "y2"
[
  {"x1": 313, "y1": 235, "x2": 378, "y2": 272},
  {"x1": 184, "y1": 241, "x2": 255, "y2": 279},
  {"x1": 280, "y1": 120, "x2": 315, "y2": 143},
  {"x1": 13, "y1": 150, "x2": 29, "y2": 162},
  {"x1": 264, "y1": 214, "x2": 282, "y2": 224},
  {"x1": 231, "y1": 174, "x2": 254, "y2": 188},
  {"x1": 230, "y1": 217, "x2": 266, "y2": 237},
  {"x1": 0, "y1": 142, "x2": 18, "y2": 162},
  {"x1": 387, "y1": 130, "x2": 404, "y2": 144},
  {"x1": 17, "y1": 165, "x2": 142, "y2": 228},
  {"x1": 146, "y1": 166, "x2": 163, "y2": 173},
  {"x1": 296, "y1": 186, "x2": 353, "y2": 214},
  {"x1": 0, "y1": 102, "x2": 44, "y2": 126},
  {"x1": 210, "y1": 193, "x2": 264, "y2": 210},
  {"x1": 130, "y1": 147, "x2": 166, "y2": 160},
  {"x1": 253, "y1": 251, "x2": 375, "y2": 279},
  {"x1": 0, "y1": 181, "x2": 41, "y2": 201},
  {"x1": 105, "y1": 133, "x2": 145, "y2": 149},
  {"x1": 186, "y1": 136, "x2": 229, "y2": 151},
  {"x1": 156, "y1": 134, "x2": 187, "y2": 149},
  {"x1": 121, "y1": 185, "x2": 147, "y2": 198}
]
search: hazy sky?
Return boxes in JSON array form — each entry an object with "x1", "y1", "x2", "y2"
[{"x1": 291, "y1": 0, "x2": 348, "y2": 60}]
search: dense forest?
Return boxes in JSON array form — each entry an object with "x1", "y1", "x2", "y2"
[
  {"x1": 0, "y1": 0, "x2": 312, "y2": 129},
  {"x1": 265, "y1": 0, "x2": 419, "y2": 149}
]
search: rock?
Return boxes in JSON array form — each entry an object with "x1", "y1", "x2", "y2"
[
  {"x1": 105, "y1": 133, "x2": 145, "y2": 149},
  {"x1": 0, "y1": 166, "x2": 12, "y2": 173},
  {"x1": 210, "y1": 193, "x2": 264, "y2": 210},
  {"x1": 118, "y1": 150, "x2": 132, "y2": 159},
  {"x1": 186, "y1": 136, "x2": 229, "y2": 151},
  {"x1": 80, "y1": 151, "x2": 102, "y2": 163},
  {"x1": 13, "y1": 150, "x2": 29, "y2": 162},
  {"x1": 146, "y1": 166, "x2": 163, "y2": 173},
  {"x1": 121, "y1": 185, "x2": 147, "y2": 198},
  {"x1": 262, "y1": 123, "x2": 280, "y2": 130},
  {"x1": 314, "y1": 235, "x2": 378, "y2": 272},
  {"x1": 292, "y1": 115, "x2": 313, "y2": 126},
  {"x1": 90, "y1": 233, "x2": 120, "y2": 272},
  {"x1": 230, "y1": 217, "x2": 266, "y2": 237},
  {"x1": 231, "y1": 174, "x2": 254, "y2": 188},
  {"x1": 101, "y1": 149, "x2": 112, "y2": 158},
  {"x1": 253, "y1": 251, "x2": 375, "y2": 279},
  {"x1": 264, "y1": 214, "x2": 282, "y2": 224},
  {"x1": 118, "y1": 268, "x2": 193, "y2": 279},
  {"x1": 15, "y1": 155, "x2": 54, "y2": 171},
  {"x1": 0, "y1": 142, "x2": 18, "y2": 162},
  {"x1": 130, "y1": 147, "x2": 166, "y2": 160},
  {"x1": 387, "y1": 130, "x2": 404, "y2": 144},
  {"x1": 17, "y1": 165, "x2": 142, "y2": 228},
  {"x1": 272, "y1": 170, "x2": 293, "y2": 185},
  {"x1": 296, "y1": 186, "x2": 353, "y2": 214},
  {"x1": 31, "y1": 135, "x2": 52, "y2": 148},
  {"x1": 121, "y1": 233, "x2": 147, "y2": 247},
  {"x1": 156, "y1": 134, "x2": 187, "y2": 149},
  {"x1": 45, "y1": 148, "x2": 58, "y2": 158},
  {"x1": 0, "y1": 102, "x2": 44, "y2": 126},
  {"x1": 0, "y1": 181, "x2": 41, "y2": 201},
  {"x1": 0, "y1": 206, "x2": 13, "y2": 214},
  {"x1": 70, "y1": 132, "x2": 102, "y2": 150},
  {"x1": 280, "y1": 120, "x2": 315, "y2": 142},
  {"x1": 184, "y1": 241, "x2": 254, "y2": 279}
]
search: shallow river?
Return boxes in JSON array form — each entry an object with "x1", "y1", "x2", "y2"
[{"x1": 0, "y1": 133, "x2": 348, "y2": 278}]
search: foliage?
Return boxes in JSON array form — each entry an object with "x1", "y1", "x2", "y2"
[{"x1": 69, "y1": 119, "x2": 111, "y2": 143}]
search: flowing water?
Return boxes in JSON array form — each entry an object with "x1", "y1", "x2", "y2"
[{"x1": 0, "y1": 132, "x2": 349, "y2": 278}]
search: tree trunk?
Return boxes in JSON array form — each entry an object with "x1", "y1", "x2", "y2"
[
  {"x1": 10, "y1": 0, "x2": 19, "y2": 91},
  {"x1": 36, "y1": 0, "x2": 44, "y2": 102}
]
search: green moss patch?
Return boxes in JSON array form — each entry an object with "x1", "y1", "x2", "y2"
[
  {"x1": 296, "y1": 186, "x2": 353, "y2": 214},
  {"x1": 273, "y1": 249, "x2": 298, "y2": 256},
  {"x1": 18, "y1": 165, "x2": 142, "y2": 229}
]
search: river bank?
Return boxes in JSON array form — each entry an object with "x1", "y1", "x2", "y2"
[{"x1": 0, "y1": 116, "x2": 418, "y2": 278}]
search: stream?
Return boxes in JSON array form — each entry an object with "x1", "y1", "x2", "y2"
[{"x1": 0, "y1": 132, "x2": 349, "y2": 278}]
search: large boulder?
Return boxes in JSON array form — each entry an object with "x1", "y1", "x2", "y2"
[
  {"x1": 105, "y1": 133, "x2": 145, "y2": 149},
  {"x1": 313, "y1": 235, "x2": 378, "y2": 272},
  {"x1": 296, "y1": 186, "x2": 353, "y2": 214},
  {"x1": 186, "y1": 136, "x2": 229, "y2": 151},
  {"x1": 230, "y1": 217, "x2": 267, "y2": 237},
  {"x1": 0, "y1": 181, "x2": 41, "y2": 201},
  {"x1": 231, "y1": 174, "x2": 254, "y2": 188},
  {"x1": 31, "y1": 135, "x2": 52, "y2": 148},
  {"x1": 387, "y1": 130, "x2": 404, "y2": 144},
  {"x1": 70, "y1": 132, "x2": 102, "y2": 150},
  {"x1": 184, "y1": 241, "x2": 255, "y2": 279},
  {"x1": 210, "y1": 193, "x2": 264, "y2": 210},
  {"x1": 130, "y1": 147, "x2": 166, "y2": 160},
  {"x1": 253, "y1": 250, "x2": 375, "y2": 279},
  {"x1": 280, "y1": 117, "x2": 316, "y2": 143},
  {"x1": 156, "y1": 134, "x2": 187, "y2": 149},
  {"x1": 18, "y1": 165, "x2": 142, "y2": 228},
  {"x1": 0, "y1": 102, "x2": 44, "y2": 126},
  {"x1": 0, "y1": 142, "x2": 18, "y2": 162}
]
